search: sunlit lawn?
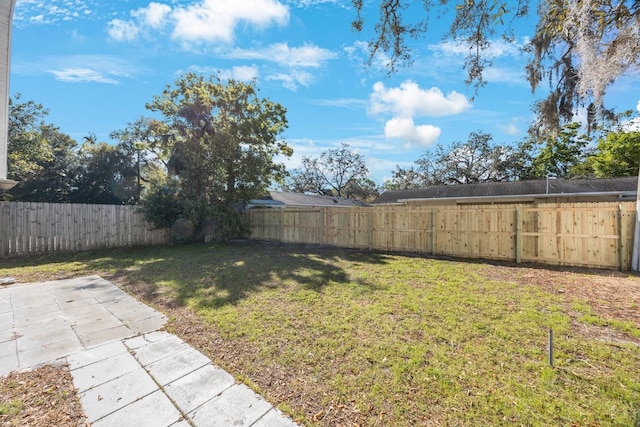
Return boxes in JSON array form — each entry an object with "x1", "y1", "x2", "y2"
[{"x1": 2, "y1": 241, "x2": 639, "y2": 426}]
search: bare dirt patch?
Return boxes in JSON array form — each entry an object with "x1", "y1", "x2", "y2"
[
  {"x1": 0, "y1": 364, "x2": 87, "y2": 427},
  {"x1": 484, "y1": 264, "x2": 640, "y2": 327}
]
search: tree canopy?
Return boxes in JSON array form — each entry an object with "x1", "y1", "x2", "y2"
[
  {"x1": 352, "y1": 0, "x2": 640, "y2": 133},
  {"x1": 285, "y1": 143, "x2": 378, "y2": 201},
  {"x1": 384, "y1": 131, "x2": 523, "y2": 189},
  {"x1": 576, "y1": 129, "x2": 640, "y2": 177},
  {"x1": 142, "y1": 73, "x2": 291, "y2": 241},
  {"x1": 6, "y1": 95, "x2": 163, "y2": 204}
]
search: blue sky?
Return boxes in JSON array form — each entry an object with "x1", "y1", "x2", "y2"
[{"x1": 10, "y1": 0, "x2": 640, "y2": 185}]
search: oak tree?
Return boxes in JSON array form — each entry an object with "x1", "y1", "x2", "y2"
[
  {"x1": 286, "y1": 143, "x2": 377, "y2": 200},
  {"x1": 143, "y1": 73, "x2": 291, "y2": 241}
]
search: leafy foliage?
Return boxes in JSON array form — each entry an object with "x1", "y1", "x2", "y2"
[
  {"x1": 141, "y1": 73, "x2": 291, "y2": 241},
  {"x1": 385, "y1": 131, "x2": 522, "y2": 189},
  {"x1": 577, "y1": 130, "x2": 640, "y2": 178},
  {"x1": 520, "y1": 122, "x2": 591, "y2": 179},
  {"x1": 352, "y1": 0, "x2": 640, "y2": 132},
  {"x1": 6, "y1": 95, "x2": 162, "y2": 204},
  {"x1": 69, "y1": 140, "x2": 138, "y2": 205}
]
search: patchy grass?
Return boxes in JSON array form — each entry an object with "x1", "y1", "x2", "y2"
[{"x1": 2, "y1": 241, "x2": 640, "y2": 426}]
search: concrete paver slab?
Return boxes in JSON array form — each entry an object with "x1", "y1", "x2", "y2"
[
  {"x1": 123, "y1": 331, "x2": 167, "y2": 350},
  {"x1": 0, "y1": 340, "x2": 15, "y2": 358},
  {"x1": 144, "y1": 346, "x2": 211, "y2": 386},
  {"x1": 125, "y1": 315, "x2": 167, "y2": 334},
  {"x1": 11, "y1": 302, "x2": 59, "y2": 318},
  {"x1": 72, "y1": 350, "x2": 141, "y2": 393},
  {"x1": 13, "y1": 311, "x2": 66, "y2": 328},
  {"x1": 18, "y1": 338, "x2": 82, "y2": 368},
  {"x1": 0, "y1": 353, "x2": 19, "y2": 377},
  {"x1": 16, "y1": 326, "x2": 78, "y2": 351},
  {"x1": 0, "y1": 312, "x2": 12, "y2": 331},
  {"x1": 189, "y1": 383, "x2": 273, "y2": 427},
  {"x1": 253, "y1": 408, "x2": 301, "y2": 427},
  {"x1": 127, "y1": 333, "x2": 189, "y2": 366},
  {"x1": 164, "y1": 364, "x2": 235, "y2": 413},
  {"x1": 92, "y1": 389, "x2": 183, "y2": 427},
  {"x1": 78, "y1": 367, "x2": 158, "y2": 421},
  {"x1": 76, "y1": 325, "x2": 135, "y2": 348},
  {"x1": 67, "y1": 340, "x2": 128, "y2": 370},
  {"x1": 0, "y1": 298, "x2": 11, "y2": 315},
  {"x1": 73, "y1": 318, "x2": 129, "y2": 336},
  {"x1": 0, "y1": 330, "x2": 15, "y2": 344}
]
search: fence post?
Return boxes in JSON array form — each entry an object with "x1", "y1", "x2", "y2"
[
  {"x1": 618, "y1": 204, "x2": 626, "y2": 271},
  {"x1": 280, "y1": 208, "x2": 284, "y2": 242},
  {"x1": 322, "y1": 208, "x2": 327, "y2": 245},
  {"x1": 516, "y1": 207, "x2": 522, "y2": 264},
  {"x1": 430, "y1": 209, "x2": 436, "y2": 254},
  {"x1": 368, "y1": 207, "x2": 373, "y2": 251},
  {"x1": 0, "y1": 202, "x2": 5, "y2": 257}
]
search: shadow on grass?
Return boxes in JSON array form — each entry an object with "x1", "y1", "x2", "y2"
[{"x1": 0, "y1": 240, "x2": 392, "y2": 309}]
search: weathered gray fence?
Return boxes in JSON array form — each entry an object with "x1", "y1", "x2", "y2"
[{"x1": 0, "y1": 202, "x2": 169, "y2": 257}]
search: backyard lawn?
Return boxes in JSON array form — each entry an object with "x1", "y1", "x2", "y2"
[{"x1": 2, "y1": 241, "x2": 639, "y2": 426}]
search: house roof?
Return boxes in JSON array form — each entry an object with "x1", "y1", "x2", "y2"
[
  {"x1": 249, "y1": 191, "x2": 368, "y2": 208},
  {"x1": 373, "y1": 177, "x2": 638, "y2": 204}
]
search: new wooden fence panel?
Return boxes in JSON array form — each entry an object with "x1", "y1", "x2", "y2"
[
  {"x1": 281, "y1": 209, "x2": 323, "y2": 244},
  {"x1": 434, "y1": 205, "x2": 517, "y2": 261},
  {"x1": 248, "y1": 201, "x2": 636, "y2": 270},
  {"x1": 519, "y1": 202, "x2": 631, "y2": 269},
  {"x1": 0, "y1": 202, "x2": 169, "y2": 258},
  {"x1": 247, "y1": 208, "x2": 282, "y2": 241},
  {"x1": 323, "y1": 208, "x2": 373, "y2": 249}
]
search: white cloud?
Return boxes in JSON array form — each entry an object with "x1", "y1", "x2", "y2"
[
  {"x1": 48, "y1": 68, "x2": 119, "y2": 84},
  {"x1": 370, "y1": 81, "x2": 472, "y2": 118},
  {"x1": 221, "y1": 65, "x2": 260, "y2": 81},
  {"x1": 621, "y1": 100, "x2": 640, "y2": 131},
  {"x1": 222, "y1": 43, "x2": 335, "y2": 91},
  {"x1": 107, "y1": 19, "x2": 140, "y2": 42},
  {"x1": 171, "y1": 0, "x2": 289, "y2": 44},
  {"x1": 430, "y1": 38, "x2": 526, "y2": 59},
  {"x1": 226, "y1": 43, "x2": 336, "y2": 67},
  {"x1": 312, "y1": 98, "x2": 367, "y2": 108},
  {"x1": 267, "y1": 70, "x2": 314, "y2": 91},
  {"x1": 343, "y1": 40, "x2": 391, "y2": 72},
  {"x1": 107, "y1": 0, "x2": 289, "y2": 45},
  {"x1": 186, "y1": 65, "x2": 259, "y2": 81},
  {"x1": 14, "y1": 0, "x2": 94, "y2": 25},
  {"x1": 31, "y1": 55, "x2": 138, "y2": 84},
  {"x1": 497, "y1": 118, "x2": 521, "y2": 135},
  {"x1": 368, "y1": 80, "x2": 471, "y2": 148},
  {"x1": 482, "y1": 67, "x2": 526, "y2": 85},
  {"x1": 132, "y1": 2, "x2": 171, "y2": 29},
  {"x1": 384, "y1": 117, "x2": 441, "y2": 147}
]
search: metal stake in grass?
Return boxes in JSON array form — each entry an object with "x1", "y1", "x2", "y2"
[{"x1": 548, "y1": 328, "x2": 554, "y2": 367}]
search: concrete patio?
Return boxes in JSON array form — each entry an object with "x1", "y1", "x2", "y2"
[{"x1": 0, "y1": 275, "x2": 297, "y2": 426}]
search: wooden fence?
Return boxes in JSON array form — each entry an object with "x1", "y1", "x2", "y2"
[
  {"x1": 246, "y1": 201, "x2": 637, "y2": 270},
  {"x1": 0, "y1": 202, "x2": 169, "y2": 258}
]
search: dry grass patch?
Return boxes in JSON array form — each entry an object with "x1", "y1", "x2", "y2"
[{"x1": 0, "y1": 364, "x2": 87, "y2": 426}]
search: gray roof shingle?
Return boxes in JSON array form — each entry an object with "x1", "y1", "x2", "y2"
[
  {"x1": 373, "y1": 177, "x2": 638, "y2": 204},
  {"x1": 250, "y1": 191, "x2": 367, "y2": 207}
]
